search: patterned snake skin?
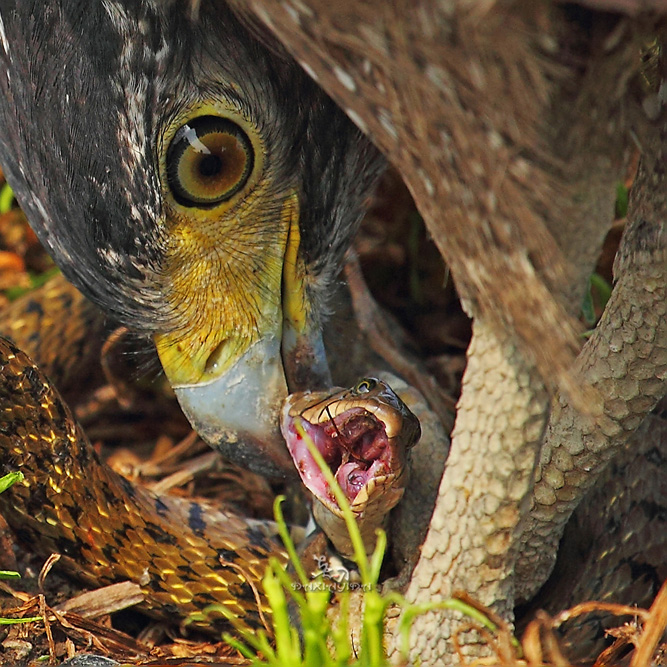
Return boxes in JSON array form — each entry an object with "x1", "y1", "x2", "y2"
[{"x1": 0, "y1": 333, "x2": 285, "y2": 634}]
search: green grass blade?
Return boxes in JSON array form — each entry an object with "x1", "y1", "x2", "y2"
[
  {"x1": 273, "y1": 496, "x2": 309, "y2": 589},
  {"x1": 0, "y1": 616, "x2": 41, "y2": 625},
  {"x1": 0, "y1": 471, "x2": 23, "y2": 493},
  {"x1": 0, "y1": 570, "x2": 21, "y2": 579},
  {"x1": 294, "y1": 418, "x2": 371, "y2": 584},
  {"x1": 0, "y1": 182, "x2": 14, "y2": 214}
]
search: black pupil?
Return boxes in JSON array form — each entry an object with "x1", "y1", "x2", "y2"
[{"x1": 199, "y1": 153, "x2": 223, "y2": 178}]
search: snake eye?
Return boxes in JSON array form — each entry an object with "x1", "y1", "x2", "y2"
[
  {"x1": 355, "y1": 378, "x2": 377, "y2": 394},
  {"x1": 166, "y1": 115, "x2": 254, "y2": 207}
]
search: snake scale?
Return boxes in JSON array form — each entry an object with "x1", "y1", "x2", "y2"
[{"x1": 0, "y1": 274, "x2": 421, "y2": 638}]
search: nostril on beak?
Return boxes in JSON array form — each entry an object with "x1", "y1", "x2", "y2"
[{"x1": 204, "y1": 339, "x2": 229, "y2": 375}]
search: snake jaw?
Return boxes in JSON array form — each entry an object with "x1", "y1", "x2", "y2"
[
  {"x1": 280, "y1": 398, "x2": 408, "y2": 515},
  {"x1": 281, "y1": 379, "x2": 420, "y2": 558}
]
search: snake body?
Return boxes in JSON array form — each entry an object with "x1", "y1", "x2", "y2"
[
  {"x1": 0, "y1": 282, "x2": 419, "y2": 633},
  {"x1": 0, "y1": 335, "x2": 284, "y2": 634}
]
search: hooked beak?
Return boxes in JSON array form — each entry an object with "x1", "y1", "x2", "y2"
[
  {"x1": 154, "y1": 194, "x2": 331, "y2": 478},
  {"x1": 169, "y1": 334, "x2": 291, "y2": 476}
]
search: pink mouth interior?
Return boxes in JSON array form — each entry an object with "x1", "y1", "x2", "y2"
[{"x1": 282, "y1": 406, "x2": 392, "y2": 506}]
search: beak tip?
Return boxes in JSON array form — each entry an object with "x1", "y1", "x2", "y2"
[
  {"x1": 171, "y1": 338, "x2": 295, "y2": 478},
  {"x1": 205, "y1": 426, "x2": 296, "y2": 479}
]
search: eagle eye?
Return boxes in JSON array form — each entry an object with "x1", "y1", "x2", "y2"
[{"x1": 166, "y1": 116, "x2": 254, "y2": 207}]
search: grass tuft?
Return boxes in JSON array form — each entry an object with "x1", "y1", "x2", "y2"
[
  {"x1": 0, "y1": 471, "x2": 42, "y2": 624},
  {"x1": 196, "y1": 420, "x2": 506, "y2": 665}
]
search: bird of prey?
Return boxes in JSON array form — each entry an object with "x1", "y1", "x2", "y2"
[{"x1": 0, "y1": 0, "x2": 384, "y2": 476}]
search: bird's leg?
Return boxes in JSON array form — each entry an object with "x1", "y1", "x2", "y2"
[
  {"x1": 401, "y1": 318, "x2": 549, "y2": 662},
  {"x1": 399, "y1": 74, "x2": 667, "y2": 665},
  {"x1": 516, "y1": 120, "x2": 667, "y2": 600},
  {"x1": 527, "y1": 410, "x2": 667, "y2": 663}
]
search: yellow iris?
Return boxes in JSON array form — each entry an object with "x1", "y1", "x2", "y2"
[{"x1": 166, "y1": 115, "x2": 254, "y2": 207}]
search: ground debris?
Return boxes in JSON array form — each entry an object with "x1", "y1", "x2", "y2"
[{"x1": 452, "y1": 580, "x2": 667, "y2": 667}]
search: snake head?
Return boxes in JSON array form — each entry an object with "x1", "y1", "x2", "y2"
[{"x1": 280, "y1": 378, "x2": 421, "y2": 554}]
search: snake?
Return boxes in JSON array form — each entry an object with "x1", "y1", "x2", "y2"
[{"x1": 0, "y1": 277, "x2": 421, "y2": 635}]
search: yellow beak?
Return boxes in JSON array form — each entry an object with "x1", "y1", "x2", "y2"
[{"x1": 154, "y1": 194, "x2": 330, "y2": 477}]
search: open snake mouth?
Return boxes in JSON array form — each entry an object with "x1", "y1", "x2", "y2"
[
  {"x1": 281, "y1": 379, "x2": 420, "y2": 556},
  {"x1": 280, "y1": 391, "x2": 406, "y2": 511}
]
